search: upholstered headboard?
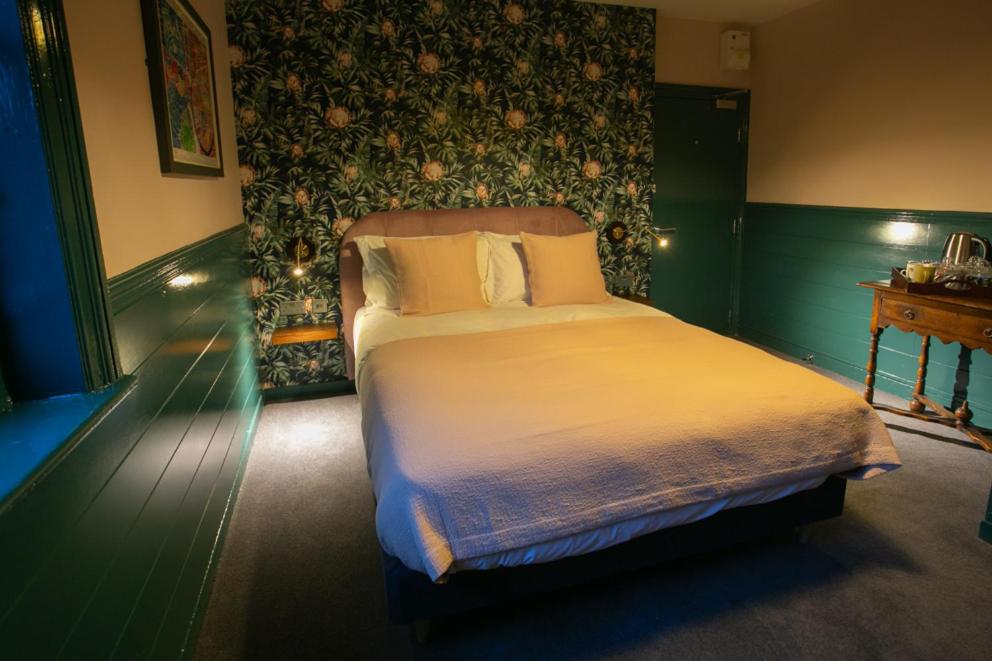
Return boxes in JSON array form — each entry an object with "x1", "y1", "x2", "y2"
[{"x1": 338, "y1": 206, "x2": 588, "y2": 378}]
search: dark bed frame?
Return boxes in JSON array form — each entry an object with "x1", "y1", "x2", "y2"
[
  {"x1": 382, "y1": 477, "x2": 846, "y2": 636},
  {"x1": 339, "y1": 208, "x2": 849, "y2": 640}
]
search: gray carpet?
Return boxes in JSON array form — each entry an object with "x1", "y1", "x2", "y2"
[{"x1": 194, "y1": 367, "x2": 992, "y2": 660}]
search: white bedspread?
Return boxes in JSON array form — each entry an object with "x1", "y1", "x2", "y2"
[
  {"x1": 355, "y1": 302, "x2": 900, "y2": 581},
  {"x1": 354, "y1": 297, "x2": 668, "y2": 388}
]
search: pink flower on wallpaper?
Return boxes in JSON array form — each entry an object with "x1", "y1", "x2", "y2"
[
  {"x1": 505, "y1": 109, "x2": 526, "y2": 129},
  {"x1": 325, "y1": 106, "x2": 351, "y2": 128},
  {"x1": 418, "y1": 52, "x2": 441, "y2": 74},
  {"x1": 504, "y1": 4, "x2": 525, "y2": 25},
  {"x1": 582, "y1": 160, "x2": 602, "y2": 179},
  {"x1": 421, "y1": 160, "x2": 444, "y2": 181}
]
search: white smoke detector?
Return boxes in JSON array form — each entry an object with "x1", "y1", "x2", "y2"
[{"x1": 721, "y1": 30, "x2": 751, "y2": 71}]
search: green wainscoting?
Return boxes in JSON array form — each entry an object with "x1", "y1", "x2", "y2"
[
  {"x1": 0, "y1": 227, "x2": 260, "y2": 658},
  {"x1": 738, "y1": 203, "x2": 992, "y2": 429}
]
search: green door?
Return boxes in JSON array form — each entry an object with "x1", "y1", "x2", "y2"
[{"x1": 650, "y1": 85, "x2": 748, "y2": 334}]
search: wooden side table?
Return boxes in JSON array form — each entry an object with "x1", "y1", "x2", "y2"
[
  {"x1": 271, "y1": 323, "x2": 338, "y2": 346},
  {"x1": 858, "y1": 281, "x2": 992, "y2": 451}
]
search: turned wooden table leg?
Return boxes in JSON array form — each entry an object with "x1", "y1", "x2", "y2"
[
  {"x1": 864, "y1": 326, "x2": 883, "y2": 404},
  {"x1": 909, "y1": 334, "x2": 931, "y2": 413},
  {"x1": 955, "y1": 400, "x2": 974, "y2": 424}
]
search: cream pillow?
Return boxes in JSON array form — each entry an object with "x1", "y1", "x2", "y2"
[
  {"x1": 480, "y1": 232, "x2": 530, "y2": 305},
  {"x1": 384, "y1": 232, "x2": 488, "y2": 316},
  {"x1": 353, "y1": 235, "x2": 398, "y2": 308},
  {"x1": 520, "y1": 231, "x2": 610, "y2": 307},
  {"x1": 354, "y1": 234, "x2": 489, "y2": 308}
]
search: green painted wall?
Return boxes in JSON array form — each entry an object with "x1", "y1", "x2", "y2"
[
  {"x1": 0, "y1": 228, "x2": 260, "y2": 658},
  {"x1": 738, "y1": 203, "x2": 992, "y2": 428}
]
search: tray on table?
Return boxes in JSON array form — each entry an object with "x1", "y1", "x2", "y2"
[{"x1": 889, "y1": 268, "x2": 992, "y2": 299}]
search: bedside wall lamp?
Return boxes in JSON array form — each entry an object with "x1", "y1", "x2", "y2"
[
  {"x1": 287, "y1": 237, "x2": 316, "y2": 278},
  {"x1": 649, "y1": 227, "x2": 677, "y2": 248}
]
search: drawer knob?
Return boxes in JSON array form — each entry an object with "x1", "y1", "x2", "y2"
[
  {"x1": 903, "y1": 309, "x2": 916, "y2": 321},
  {"x1": 984, "y1": 328, "x2": 992, "y2": 339}
]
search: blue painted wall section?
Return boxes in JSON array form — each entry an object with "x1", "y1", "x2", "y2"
[
  {"x1": 0, "y1": 0, "x2": 86, "y2": 399},
  {"x1": 0, "y1": 229, "x2": 260, "y2": 657},
  {"x1": 738, "y1": 203, "x2": 992, "y2": 429}
]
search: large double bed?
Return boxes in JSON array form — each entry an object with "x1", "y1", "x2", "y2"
[{"x1": 339, "y1": 207, "x2": 900, "y2": 630}]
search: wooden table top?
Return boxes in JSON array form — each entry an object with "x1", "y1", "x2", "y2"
[{"x1": 858, "y1": 280, "x2": 992, "y2": 313}]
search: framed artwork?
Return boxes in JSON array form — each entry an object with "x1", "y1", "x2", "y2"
[{"x1": 140, "y1": 0, "x2": 224, "y2": 176}]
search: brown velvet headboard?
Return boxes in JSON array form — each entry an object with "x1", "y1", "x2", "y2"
[{"x1": 338, "y1": 206, "x2": 589, "y2": 378}]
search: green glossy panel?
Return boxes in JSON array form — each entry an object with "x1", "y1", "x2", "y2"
[
  {"x1": 0, "y1": 230, "x2": 259, "y2": 657},
  {"x1": 739, "y1": 203, "x2": 992, "y2": 427},
  {"x1": 650, "y1": 87, "x2": 746, "y2": 333},
  {"x1": 109, "y1": 227, "x2": 242, "y2": 374}
]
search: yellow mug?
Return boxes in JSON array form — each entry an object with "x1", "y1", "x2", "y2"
[{"x1": 904, "y1": 261, "x2": 936, "y2": 284}]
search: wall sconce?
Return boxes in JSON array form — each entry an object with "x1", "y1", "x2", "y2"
[
  {"x1": 605, "y1": 221, "x2": 628, "y2": 245},
  {"x1": 287, "y1": 237, "x2": 316, "y2": 278},
  {"x1": 649, "y1": 227, "x2": 677, "y2": 248}
]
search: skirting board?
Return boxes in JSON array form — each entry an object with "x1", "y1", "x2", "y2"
[{"x1": 262, "y1": 380, "x2": 356, "y2": 403}]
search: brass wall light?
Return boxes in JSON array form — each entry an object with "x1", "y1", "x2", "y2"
[
  {"x1": 649, "y1": 226, "x2": 677, "y2": 249},
  {"x1": 287, "y1": 237, "x2": 316, "y2": 278}
]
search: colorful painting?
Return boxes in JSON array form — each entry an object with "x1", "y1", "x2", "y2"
[
  {"x1": 226, "y1": 0, "x2": 655, "y2": 388},
  {"x1": 142, "y1": 0, "x2": 223, "y2": 176}
]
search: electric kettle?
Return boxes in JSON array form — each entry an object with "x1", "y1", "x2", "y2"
[{"x1": 942, "y1": 232, "x2": 991, "y2": 265}]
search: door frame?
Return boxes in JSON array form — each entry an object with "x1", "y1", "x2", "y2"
[
  {"x1": 16, "y1": 0, "x2": 120, "y2": 389},
  {"x1": 653, "y1": 83, "x2": 750, "y2": 334}
]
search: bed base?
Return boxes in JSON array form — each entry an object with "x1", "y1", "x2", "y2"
[{"x1": 382, "y1": 476, "x2": 846, "y2": 630}]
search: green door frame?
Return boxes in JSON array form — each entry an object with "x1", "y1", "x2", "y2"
[
  {"x1": 654, "y1": 83, "x2": 750, "y2": 334},
  {"x1": 16, "y1": 0, "x2": 120, "y2": 389}
]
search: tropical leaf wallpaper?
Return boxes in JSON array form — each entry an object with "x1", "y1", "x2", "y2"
[{"x1": 226, "y1": 0, "x2": 655, "y2": 388}]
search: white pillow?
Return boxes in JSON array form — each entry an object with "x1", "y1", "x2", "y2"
[
  {"x1": 354, "y1": 234, "x2": 490, "y2": 308},
  {"x1": 481, "y1": 232, "x2": 530, "y2": 305}
]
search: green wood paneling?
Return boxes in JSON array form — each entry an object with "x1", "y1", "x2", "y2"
[
  {"x1": 109, "y1": 227, "x2": 244, "y2": 374},
  {"x1": 739, "y1": 203, "x2": 992, "y2": 428},
  {"x1": 17, "y1": 0, "x2": 120, "y2": 390},
  {"x1": 0, "y1": 229, "x2": 259, "y2": 657}
]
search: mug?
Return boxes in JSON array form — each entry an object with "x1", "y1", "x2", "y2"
[{"x1": 903, "y1": 260, "x2": 935, "y2": 284}]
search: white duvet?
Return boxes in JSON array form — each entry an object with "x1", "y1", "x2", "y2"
[
  {"x1": 353, "y1": 300, "x2": 898, "y2": 579},
  {"x1": 354, "y1": 297, "x2": 668, "y2": 388}
]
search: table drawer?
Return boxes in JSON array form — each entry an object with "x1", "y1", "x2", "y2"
[{"x1": 880, "y1": 296, "x2": 992, "y2": 346}]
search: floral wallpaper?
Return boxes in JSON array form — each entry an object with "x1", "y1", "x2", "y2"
[{"x1": 226, "y1": 0, "x2": 655, "y2": 387}]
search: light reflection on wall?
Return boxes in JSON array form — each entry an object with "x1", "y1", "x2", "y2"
[{"x1": 885, "y1": 221, "x2": 923, "y2": 244}]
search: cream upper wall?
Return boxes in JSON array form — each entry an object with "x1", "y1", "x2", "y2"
[
  {"x1": 64, "y1": 0, "x2": 243, "y2": 277},
  {"x1": 655, "y1": 16, "x2": 751, "y2": 88},
  {"x1": 747, "y1": 0, "x2": 992, "y2": 212}
]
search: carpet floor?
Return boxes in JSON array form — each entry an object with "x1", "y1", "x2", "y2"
[{"x1": 194, "y1": 367, "x2": 992, "y2": 660}]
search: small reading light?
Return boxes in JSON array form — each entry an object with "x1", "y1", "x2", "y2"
[
  {"x1": 649, "y1": 227, "x2": 677, "y2": 248},
  {"x1": 287, "y1": 237, "x2": 316, "y2": 278}
]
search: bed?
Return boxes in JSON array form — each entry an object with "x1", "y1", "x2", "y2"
[{"x1": 338, "y1": 207, "x2": 900, "y2": 632}]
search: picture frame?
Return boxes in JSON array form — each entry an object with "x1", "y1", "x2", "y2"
[{"x1": 140, "y1": 0, "x2": 224, "y2": 177}]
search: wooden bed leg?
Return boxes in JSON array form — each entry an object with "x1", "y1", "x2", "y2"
[
  {"x1": 796, "y1": 525, "x2": 811, "y2": 544},
  {"x1": 412, "y1": 619, "x2": 431, "y2": 644}
]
